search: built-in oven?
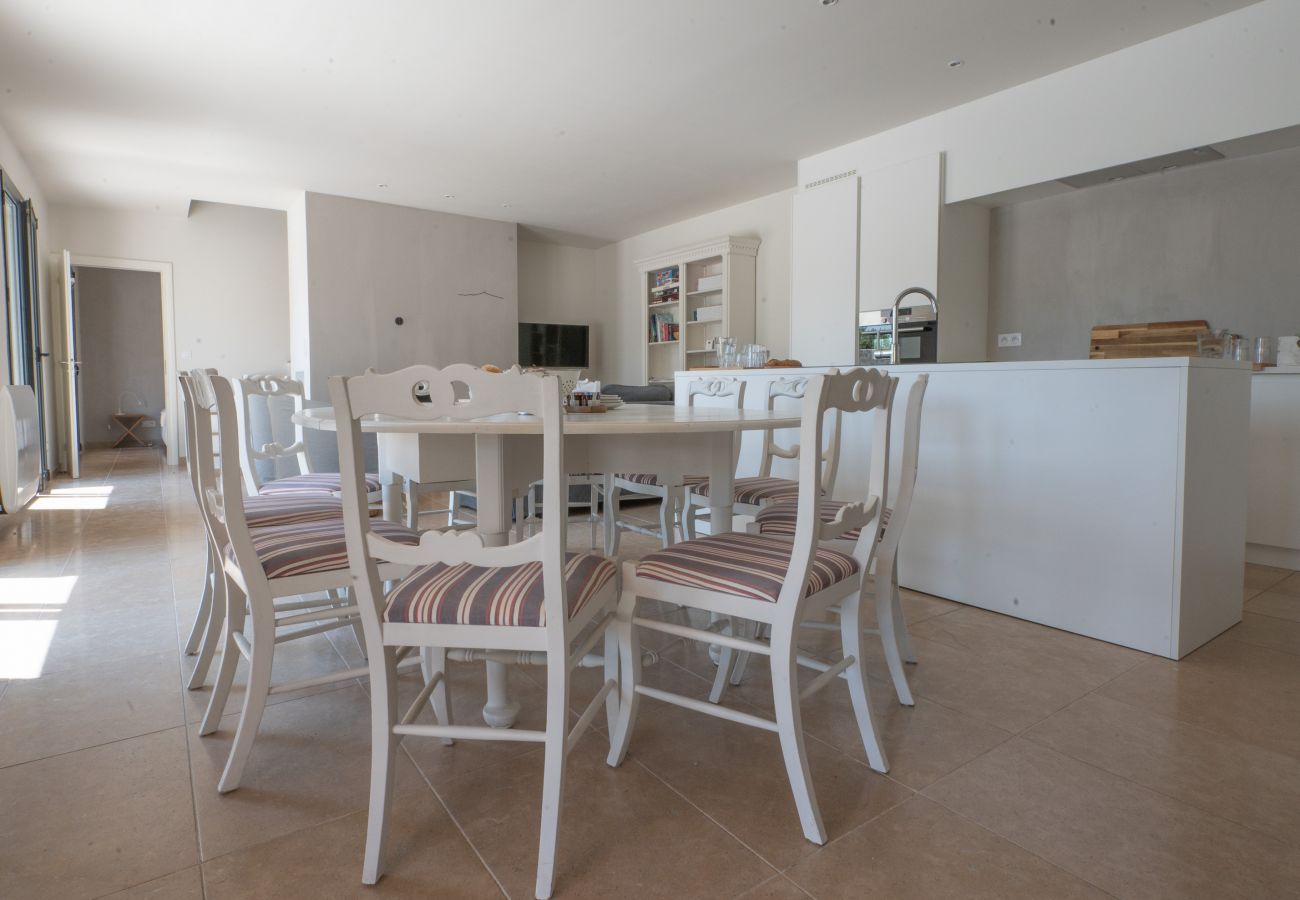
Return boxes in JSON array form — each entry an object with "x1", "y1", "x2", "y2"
[{"x1": 857, "y1": 307, "x2": 938, "y2": 365}]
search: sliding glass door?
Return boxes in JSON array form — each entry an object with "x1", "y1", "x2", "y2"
[{"x1": 1, "y1": 171, "x2": 47, "y2": 483}]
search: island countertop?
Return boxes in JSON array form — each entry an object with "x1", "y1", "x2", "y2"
[{"x1": 676, "y1": 357, "x2": 1252, "y2": 659}]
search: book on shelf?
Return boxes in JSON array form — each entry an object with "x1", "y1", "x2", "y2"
[
  {"x1": 652, "y1": 266, "x2": 679, "y2": 289},
  {"x1": 648, "y1": 311, "x2": 679, "y2": 343}
]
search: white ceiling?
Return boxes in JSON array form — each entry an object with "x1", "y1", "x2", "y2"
[{"x1": 0, "y1": 0, "x2": 1258, "y2": 244}]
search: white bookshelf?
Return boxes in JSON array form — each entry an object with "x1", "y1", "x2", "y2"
[{"x1": 636, "y1": 235, "x2": 760, "y2": 384}]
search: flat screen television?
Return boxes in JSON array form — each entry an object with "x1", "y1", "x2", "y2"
[{"x1": 518, "y1": 322, "x2": 589, "y2": 369}]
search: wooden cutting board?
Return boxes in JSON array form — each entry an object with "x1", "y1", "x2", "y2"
[{"x1": 1089, "y1": 320, "x2": 1211, "y2": 359}]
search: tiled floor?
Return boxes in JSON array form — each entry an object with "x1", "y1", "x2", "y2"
[{"x1": 2, "y1": 449, "x2": 1300, "y2": 899}]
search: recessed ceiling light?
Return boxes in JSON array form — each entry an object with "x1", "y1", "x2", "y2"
[
  {"x1": 948, "y1": 59, "x2": 964, "y2": 68},
  {"x1": 377, "y1": 183, "x2": 387, "y2": 188},
  {"x1": 820, "y1": 0, "x2": 837, "y2": 6},
  {"x1": 443, "y1": 193, "x2": 455, "y2": 199},
  {"x1": 1161, "y1": 164, "x2": 1179, "y2": 173},
  {"x1": 1108, "y1": 176, "x2": 1125, "y2": 182},
  {"x1": 501, "y1": 203, "x2": 511, "y2": 209}
]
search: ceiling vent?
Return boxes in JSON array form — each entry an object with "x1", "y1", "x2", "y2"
[
  {"x1": 1058, "y1": 146, "x2": 1224, "y2": 189},
  {"x1": 804, "y1": 169, "x2": 857, "y2": 190}
]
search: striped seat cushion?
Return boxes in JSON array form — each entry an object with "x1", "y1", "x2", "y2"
[
  {"x1": 257, "y1": 472, "x2": 382, "y2": 496},
  {"x1": 227, "y1": 518, "x2": 419, "y2": 579},
  {"x1": 691, "y1": 476, "x2": 803, "y2": 506},
  {"x1": 243, "y1": 494, "x2": 344, "y2": 529},
  {"x1": 753, "y1": 500, "x2": 892, "y2": 541},
  {"x1": 385, "y1": 552, "x2": 616, "y2": 627},
  {"x1": 635, "y1": 532, "x2": 858, "y2": 603},
  {"x1": 615, "y1": 473, "x2": 708, "y2": 488}
]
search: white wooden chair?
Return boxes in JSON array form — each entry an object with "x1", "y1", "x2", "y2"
[
  {"x1": 602, "y1": 377, "x2": 746, "y2": 555},
  {"x1": 749, "y1": 374, "x2": 929, "y2": 706},
  {"x1": 181, "y1": 370, "x2": 353, "y2": 690},
  {"x1": 180, "y1": 368, "x2": 224, "y2": 689},
  {"x1": 330, "y1": 364, "x2": 620, "y2": 900},
  {"x1": 606, "y1": 368, "x2": 897, "y2": 848},
  {"x1": 236, "y1": 373, "x2": 382, "y2": 499},
  {"x1": 683, "y1": 372, "x2": 842, "y2": 539},
  {"x1": 196, "y1": 374, "x2": 421, "y2": 791}
]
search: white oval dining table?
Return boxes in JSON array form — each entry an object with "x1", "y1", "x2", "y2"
[{"x1": 293, "y1": 402, "x2": 801, "y2": 728}]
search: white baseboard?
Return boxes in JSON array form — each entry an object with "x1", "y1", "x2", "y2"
[{"x1": 1246, "y1": 542, "x2": 1300, "y2": 571}]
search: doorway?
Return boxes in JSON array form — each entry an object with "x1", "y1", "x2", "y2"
[{"x1": 57, "y1": 254, "x2": 179, "y2": 476}]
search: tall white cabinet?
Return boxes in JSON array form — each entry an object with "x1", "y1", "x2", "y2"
[
  {"x1": 790, "y1": 152, "x2": 989, "y2": 367},
  {"x1": 635, "y1": 236, "x2": 760, "y2": 384}
]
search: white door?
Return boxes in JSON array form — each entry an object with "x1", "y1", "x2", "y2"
[{"x1": 60, "y1": 250, "x2": 81, "y2": 479}]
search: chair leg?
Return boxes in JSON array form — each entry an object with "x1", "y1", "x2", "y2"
[
  {"x1": 874, "y1": 559, "x2": 914, "y2": 708},
  {"x1": 657, "y1": 490, "x2": 675, "y2": 548},
  {"x1": 200, "y1": 575, "x2": 243, "y2": 735},
  {"x1": 534, "y1": 651, "x2": 571, "y2": 900},
  {"x1": 606, "y1": 589, "x2": 642, "y2": 768},
  {"x1": 603, "y1": 480, "x2": 622, "y2": 557},
  {"x1": 841, "y1": 587, "x2": 891, "y2": 772},
  {"x1": 428, "y1": 646, "x2": 454, "y2": 746},
  {"x1": 184, "y1": 544, "x2": 214, "y2": 656},
  {"x1": 404, "y1": 479, "x2": 419, "y2": 529},
  {"x1": 769, "y1": 628, "x2": 827, "y2": 845},
  {"x1": 892, "y1": 577, "x2": 917, "y2": 664},
  {"x1": 709, "y1": 617, "x2": 739, "y2": 704},
  {"x1": 684, "y1": 503, "x2": 699, "y2": 541},
  {"x1": 603, "y1": 625, "x2": 620, "y2": 736},
  {"x1": 362, "y1": 646, "x2": 401, "y2": 885},
  {"x1": 343, "y1": 586, "x2": 368, "y2": 661},
  {"x1": 217, "y1": 588, "x2": 276, "y2": 792},
  {"x1": 187, "y1": 565, "x2": 226, "y2": 690}
]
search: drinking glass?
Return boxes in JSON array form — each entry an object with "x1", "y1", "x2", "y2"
[{"x1": 1254, "y1": 336, "x2": 1276, "y2": 366}]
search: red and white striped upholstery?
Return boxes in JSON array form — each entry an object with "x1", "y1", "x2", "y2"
[
  {"x1": 635, "y1": 532, "x2": 858, "y2": 603},
  {"x1": 385, "y1": 552, "x2": 616, "y2": 628},
  {"x1": 257, "y1": 472, "x2": 382, "y2": 496},
  {"x1": 227, "y1": 518, "x2": 419, "y2": 579},
  {"x1": 753, "y1": 500, "x2": 892, "y2": 541},
  {"x1": 615, "y1": 473, "x2": 708, "y2": 488},
  {"x1": 243, "y1": 494, "x2": 343, "y2": 529},
  {"x1": 691, "y1": 476, "x2": 803, "y2": 506}
]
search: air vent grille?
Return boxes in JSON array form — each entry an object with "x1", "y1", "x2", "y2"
[{"x1": 804, "y1": 169, "x2": 857, "y2": 190}]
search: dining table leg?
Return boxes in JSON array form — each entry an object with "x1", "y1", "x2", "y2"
[
  {"x1": 381, "y1": 472, "x2": 403, "y2": 522},
  {"x1": 474, "y1": 434, "x2": 522, "y2": 728},
  {"x1": 708, "y1": 432, "x2": 736, "y2": 536}
]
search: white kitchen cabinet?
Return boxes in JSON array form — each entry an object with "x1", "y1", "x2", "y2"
[{"x1": 790, "y1": 152, "x2": 988, "y2": 366}]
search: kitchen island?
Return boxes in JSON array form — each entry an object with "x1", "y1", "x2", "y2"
[{"x1": 676, "y1": 357, "x2": 1252, "y2": 659}]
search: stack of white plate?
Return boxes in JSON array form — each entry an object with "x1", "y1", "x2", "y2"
[{"x1": 599, "y1": 393, "x2": 624, "y2": 409}]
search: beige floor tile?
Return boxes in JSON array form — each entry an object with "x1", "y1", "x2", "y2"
[
  {"x1": 924, "y1": 738, "x2": 1300, "y2": 899},
  {"x1": 1223, "y1": 611, "x2": 1300, "y2": 656},
  {"x1": 1097, "y1": 637, "x2": 1300, "y2": 760},
  {"x1": 1245, "y1": 563, "x2": 1291, "y2": 592},
  {"x1": 910, "y1": 605, "x2": 1144, "y2": 685},
  {"x1": 798, "y1": 667, "x2": 1014, "y2": 790},
  {"x1": 624, "y1": 697, "x2": 913, "y2": 870},
  {"x1": 1267, "y1": 570, "x2": 1300, "y2": 596},
  {"x1": 1248, "y1": 589, "x2": 1300, "y2": 623},
  {"x1": 784, "y1": 795, "x2": 1111, "y2": 900},
  {"x1": 202, "y1": 756, "x2": 501, "y2": 899},
  {"x1": 436, "y1": 739, "x2": 778, "y2": 899},
  {"x1": 33, "y1": 598, "x2": 180, "y2": 676},
  {"x1": 858, "y1": 633, "x2": 1104, "y2": 733},
  {"x1": 181, "y1": 630, "x2": 362, "y2": 725},
  {"x1": 734, "y1": 875, "x2": 814, "y2": 899},
  {"x1": 1026, "y1": 692, "x2": 1300, "y2": 848},
  {"x1": 99, "y1": 867, "x2": 204, "y2": 900},
  {"x1": 0, "y1": 650, "x2": 184, "y2": 767},
  {"x1": 0, "y1": 728, "x2": 198, "y2": 900},
  {"x1": 189, "y1": 684, "x2": 377, "y2": 860}
]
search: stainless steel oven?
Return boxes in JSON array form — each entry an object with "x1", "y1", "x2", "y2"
[{"x1": 858, "y1": 308, "x2": 938, "y2": 365}]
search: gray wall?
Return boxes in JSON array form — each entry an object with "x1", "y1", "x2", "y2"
[
  {"x1": 298, "y1": 192, "x2": 519, "y2": 398},
  {"x1": 988, "y1": 145, "x2": 1300, "y2": 361},
  {"x1": 76, "y1": 267, "x2": 164, "y2": 448}
]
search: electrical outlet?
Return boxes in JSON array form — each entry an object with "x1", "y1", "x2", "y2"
[{"x1": 997, "y1": 332, "x2": 1023, "y2": 348}]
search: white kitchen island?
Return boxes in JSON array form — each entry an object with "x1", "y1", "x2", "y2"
[{"x1": 676, "y1": 357, "x2": 1252, "y2": 659}]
